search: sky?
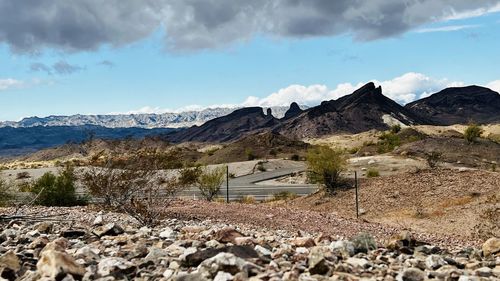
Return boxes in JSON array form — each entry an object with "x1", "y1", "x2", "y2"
[{"x1": 1, "y1": 1, "x2": 500, "y2": 121}]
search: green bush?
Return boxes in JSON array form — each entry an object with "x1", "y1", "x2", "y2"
[
  {"x1": 271, "y1": 191, "x2": 298, "y2": 201},
  {"x1": 366, "y1": 169, "x2": 380, "y2": 178},
  {"x1": 307, "y1": 146, "x2": 347, "y2": 194},
  {"x1": 197, "y1": 166, "x2": 226, "y2": 201},
  {"x1": 29, "y1": 165, "x2": 86, "y2": 206},
  {"x1": 245, "y1": 148, "x2": 256, "y2": 160},
  {"x1": 350, "y1": 232, "x2": 377, "y2": 254},
  {"x1": 464, "y1": 124, "x2": 483, "y2": 143},
  {"x1": 377, "y1": 132, "x2": 401, "y2": 153},
  {"x1": 390, "y1": 124, "x2": 402, "y2": 134},
  {"x1": 0, "y1": 179, "x2": 13, "y2": 207},
  {"x1": 256, "y1": 161, "x2": 266, "y2": 172}
]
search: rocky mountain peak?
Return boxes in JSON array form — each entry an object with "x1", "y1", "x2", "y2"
[{"x1": 283, "y1": 102, "x2": 303, "y2": 119}]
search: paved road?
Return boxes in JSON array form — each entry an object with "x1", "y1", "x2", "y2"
[
  {"x1": 2, "y1": 165, "x2": 318, "y2": 202},
  {"x1": 180, "y1": 166, "x2": 317, "y2": 201}
]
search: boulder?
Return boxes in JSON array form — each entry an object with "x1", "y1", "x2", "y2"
[
  {"x1": 36, "y1": 250, "x2": 86, "y2": 279},
  {"x1": 482, "y1": 238, "x2": 500, "y2": 257},
  {"x1": 397, "y1": 268, "x2": 425, "y2": 281},
  {"x1": 215, "y1": 228, "x2": 244, "y2": 244},
  {"x1": 290, "y1": 237, "x2": 315, "y2": 248},
  {"x1": 0, "y1": 251, "x2": 21, "y2": 279},
  {"x1": 93, "y1": 223, "x2": 124, "y2": 237}
]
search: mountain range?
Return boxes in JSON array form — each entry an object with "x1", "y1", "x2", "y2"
[
  {"x1": 165, "y1": 83, "x2": 500, "y2": 142},
  {"x1": 0, "y1": 106, "x2": 300, "y2": 129},
  {"x1": 1, "y1": 83, "x2": 499, "y2": 156}
]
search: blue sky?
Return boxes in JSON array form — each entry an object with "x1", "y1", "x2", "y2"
[{"x1": 1, "y1": 1, "x2": 500, "y2": 121}]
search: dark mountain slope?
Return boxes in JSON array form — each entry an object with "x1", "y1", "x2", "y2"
[
  {"x1": 166, "y1": 107, "x2": 279, "y2": 143},
  {"x1": 405, "y1": 86, "x2": 500, "y2": 125},
  {"x1": 277, "y1": 82, "x2": 431, "y2": 139}
]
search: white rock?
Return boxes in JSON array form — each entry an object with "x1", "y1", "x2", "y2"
[
  {"x1": 346, "y1": 257, "x2": 369, "y2": 268},
  {"x1": 296, "y1": 247, "x2": 309, "y2": 254},
  {"x1": 255, "y1": 245, "x2": 272, "y2": 257},
  {"x1": 214, "y1": 271, "x2": 234, "y2": 281},
  {"x1": 163, "y1": 269, "x2": 174, "y2": 279},
  {"x1": 159, "y1": 227, "x2": 175, "y2": 239},
  {"x1": 92, "y1": 215, "x2": 103, "y2": 226}
]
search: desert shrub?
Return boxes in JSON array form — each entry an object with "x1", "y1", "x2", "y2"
[
  {"x1": 16, "y1": 171, "x2": 30, "y2": 180},
  {"x1": 390, "y1": 124, "x2": 402, "y2": 134},
  {"x1": 206, "y1": 147, "x2": 219, "y2": 156},
  {"x1": 237, "y1": 195, "x2": 256, "y2": 204},
  {"x1": 290, "y1": 154, "x2": 300, "y2": 161},
  {"x1": 80, "y1": 150, "x2": 184, "y2": 226},
  {"x1": 350, "y1": 232, "x2": 377, "y2": 254},
  {"x1": 271, "y1": 191, "x2": 298, "y2": 201},
  {"x1": 256, "y1": 161, "x2": 266, "y2": 172},
  {"x1": 0, "y1": 178, "x2": 13, "y2": 207},
  {"x1": 425, "y1": 151, "x2": 442, "y2": 168},
  {"x1": 197, "y1": 166, "x2": 226, "y2": 201},
  {"x1": 228, "y1": 172, "x2": 236, "y2": 179},
  {"x1": 0, "y1": 165, "x2": 7, "y2": 171},
  {"x1": 366, "y1": 169, "x2": 380, "y2": 178},
  {"x1": 269, "y1": 149, "x2": 277, "y2": 157},
  {"x1": 245, "y1": 148, "x2": 256, "y2": 161},
  {"x1": 348, "y1": 147, "x2": 360, "y2": 154},
  {"x1": 307, "y1": 146, "x2": 347, "y2": 194},
  {"x1": 464, "y1": 124, "x2": 483, "y2": 143},
  {"x1": 377, "y1": 132, "x2": 401, "y2": 153},
  {"x1": 29, "y1": 165, "x2": 86, "y2": 206},
  {"x1": 473, "y1": 194, "x2": 499, "y2": 239},
  {"x1": 17, "y1": 181, "x2": 32, "y2": 192},
  {"x1": 178, "y1": 165, "x2": 202, "y2": 187}
]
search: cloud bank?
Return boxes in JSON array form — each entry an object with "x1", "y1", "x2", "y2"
[
  {"x1": 243, "y1": 72, "x2": 465, "y2": 106},
  {"x1": 1, "y1": 1, "x2": 500, "y2": 53}
]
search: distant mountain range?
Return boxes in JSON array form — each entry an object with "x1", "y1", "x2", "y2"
[
  {"x1": 1, "y1": 84, "x2": 499, "y2": 157},
  {"x1": 0, "y1": 106, "x2": 303, "y2": 129},
  {"x1": 165, "y1": 83, "x2": 500, "y2": 142}
]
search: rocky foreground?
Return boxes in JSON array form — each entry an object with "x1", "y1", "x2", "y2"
[{"x1": 0, "y1": 208, "x2": 499, "y2": 281}]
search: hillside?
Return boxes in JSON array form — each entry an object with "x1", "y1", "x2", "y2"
[
  {"x1": 278, "y1": 82, "x2": 431, "y2": 138},
  {"x1": 405, "y1": 85, "x2": 500, "y2": 125}
]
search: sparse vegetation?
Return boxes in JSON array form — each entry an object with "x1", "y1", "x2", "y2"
[
  {"x1": 29, "y1": 165, "x2": 87, "y2": 207},
  {"x1": 178, "y1": 165, "x2": 202, "y2": 187},
  {"x1": 237, "y1": 195, "x2": 256, "y2": 204},
  {"x1": 197, "y1": 166, "x2": 226, "y2": 201},
  {"x1": 425, "y1": 151, "x2": 442, "y2": 168},
  {"x1": 256, "y1": 161, "x2": 266, "y2": 172},
  {"x1": 377, "y1": 132, "x2": 401, "y2": 153},
  {"x1": 350, "y1": 232, "x2": 377, "y2": 253},
  {"x1": 306, "y1": 146, "x2": 347, "y2": 194},
  {"x1": 290, "y1": 154, "x2": 300, "y2": 161},
  {"x1": 80, "y1": 150, "x2": 184, "y2": 226},
  {"x1": 390, "y1": 124, "x2": 402, "y2": 134},
  {"x1": 16, "y1": 171, "x2": 30, "y2": 180},
  {"x1": 366, "y1": 169, "x2": 380, "y2": 178},
  {"x1": 464, "y1": 123, "x2": 483, "y2": 143},
  {"x1": 245, "y1": 148, "x2": 256, "y2": 160},
  {"x1": 0, "y1": 178, "x2": 13, "y2": 207},
  {"x1": 271, "y1": 191, "x2": 298, "y2": 201}
]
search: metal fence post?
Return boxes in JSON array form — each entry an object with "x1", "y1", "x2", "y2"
[
  {"x1": 226, "y1": 165, "x2": 229, "y2": 203},
  {"x1": 355, "y1": 171, "x2": 359, "y2": 219}
]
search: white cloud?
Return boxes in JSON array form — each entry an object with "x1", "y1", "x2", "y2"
[
  {"x1": 486, "y1": 80, "x2": 500, "y2": 93},
  {"x1": 443, "y1": 3, "x2": 500, "y2": 20},
  {"x1": 415, "y1": 24, "x2": 480, "y2": 33},
  {"x1": 120, "y1": 74, "x2": 499, "y2": 115},
  {"x1": 0, "y1": 79, "x2": 24, "y2": 91},
  {"x1": 243, "y1": 72, "x2": 464, "y2": 106}
]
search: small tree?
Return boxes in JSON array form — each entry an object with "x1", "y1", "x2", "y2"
[
  {"x1": 197, "y1": 166, "x2": 226, "y2": 201},
  {"x1": 29, "y1": 165, "x2": 85, "y2": 206},
  {"x1": 245, "y1": 148, "x2": 256, "y2": 160},
  {"x1": 464, "y1": 124, "x2": 483, "y2": 143},
  {"x1": 306, "y1": 146, "x2": 347, "y2": 194}
]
